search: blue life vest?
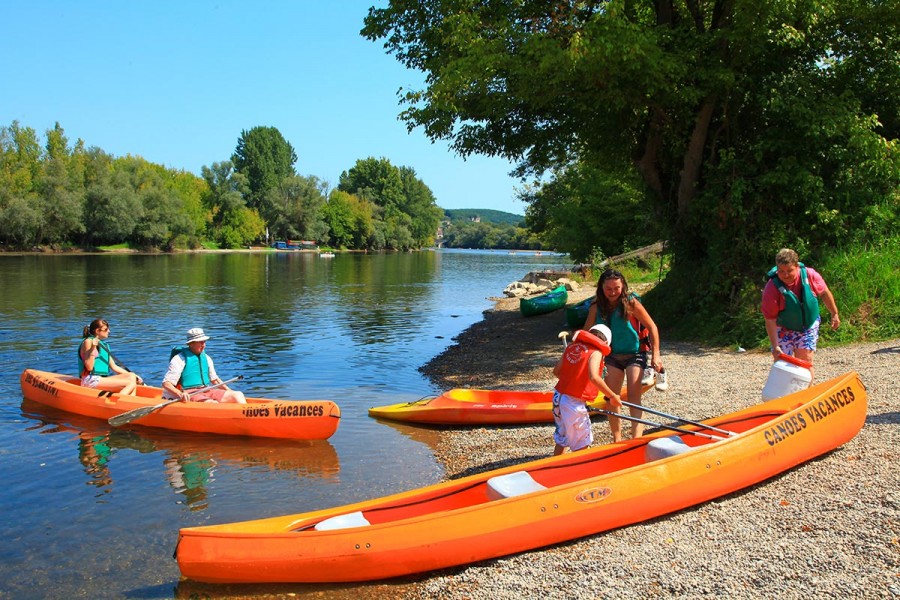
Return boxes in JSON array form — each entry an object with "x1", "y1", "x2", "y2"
[
  {"x1": 767, "y1": 264, "x2": 819, "y2": 331},
  {"x1": 171, "y1": 346, "x2": 212, "y2": 389},
  {"x1": 78, "y1": 337, "x2": 111, "y2": 377}
]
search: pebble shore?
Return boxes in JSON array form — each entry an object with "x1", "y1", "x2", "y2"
[{"x1": 409, "y1": 288, "x2": 900, "y2": 599}]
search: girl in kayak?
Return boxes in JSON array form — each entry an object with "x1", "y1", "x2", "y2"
[{"x1": 78, "y1": 319, "x2": 142, "y2": 395}]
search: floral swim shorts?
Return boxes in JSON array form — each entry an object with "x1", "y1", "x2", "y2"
[
  {"x1": 777, "y1": 318, "x2": 821, "y2": 353},
  {"x1": 552, "y1": 390, "x2": 592, "y2": 452}
]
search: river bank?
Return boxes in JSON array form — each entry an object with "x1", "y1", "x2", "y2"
[{"x1": 413, "y1": 290, "x2": 900, "y2": 599}]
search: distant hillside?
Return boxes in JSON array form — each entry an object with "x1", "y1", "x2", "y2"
[{"x1": 443, "y1": 208, "x2": 525, "y2": 226}]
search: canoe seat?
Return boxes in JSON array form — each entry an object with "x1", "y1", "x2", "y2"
[
  {"x1": 314, "y1": 511, "x2": 371, "y2": 531},
  {"x1": 645, "y1": 436, "x2": 695, "y2": 462},
  {"x1": 486, "y1": 471, "x2": 547, "y2": 500}
]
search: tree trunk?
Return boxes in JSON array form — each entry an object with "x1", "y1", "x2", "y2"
[{"x1": 677, "y1": 98, "x2": 716, "y2": 217}]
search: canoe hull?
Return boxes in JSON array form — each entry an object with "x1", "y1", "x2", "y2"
[
  {"x1": 519, "y1": 285, "x2": 568, "y2": 317},
  {"x1": 177, "y1": 371, "x2": 866, "y2": 583},
  {"x1": 367, "y1": 385, "x2": 652, "y2": 425},
  {"x1": 20, "y1": 369, "x2": 340, "y2": 440}
]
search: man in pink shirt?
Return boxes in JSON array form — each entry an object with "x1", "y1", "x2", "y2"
[{"x1": 761, "y1": 248, "x2": 840, "y2": 381}]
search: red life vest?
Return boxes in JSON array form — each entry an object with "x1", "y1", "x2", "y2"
[{"x1": 554, "y1": 330, "x2": 611, "y2": 401}]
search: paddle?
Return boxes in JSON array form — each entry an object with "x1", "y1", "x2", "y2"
[
  {"x1": 618, "y1": 401, "x2": 737, "y2": 437},
  {"x1": 107, "y1": 376, "x2": 243, "y2": 427},
  {"x1": 588, "y1": 408, "x2": 728, "y2": 441}
]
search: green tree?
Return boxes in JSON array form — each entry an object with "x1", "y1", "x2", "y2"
[
  {"x1": 36, "y1": 123, "x2": 85, "y2": 245},
  {"x1": 338, "y1": 157, "x2": 405, "y2": 210},
  {"x1": 0, "y1": 121, "x2": 42, "y2": 246},
  {"x1": 202, "y1": 160, "x2": 264, "y2": 248},
  {"x1": 399, "y1": 166, "x2": 443, "y2": 246},
  {"x1": 323, "y1": 189, "x2": 376, "y2": 249},
  {"x1": 523, "y1": 161, "x2": 652, "y2": 261},
  {"x1": 231, "y1": 126, "x2": 297, "y2": 222},
  {"x1": 83, "y1": 170, "x2": 143, "y2": 244},
  {"x1": 364, "y1": 0, "x2": 900, "y2": 327},
  {"x1": 268, "y1": 174, "x2": 330, "y2": 243},
  {"x1": 131, "y1": 186, "x2": 194, "y2": 249},
  {"x1": 339, "y1": 157, "x2": 443, "y2": 249}
]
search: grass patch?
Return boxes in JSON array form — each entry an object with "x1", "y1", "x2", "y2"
[
  {"x1": 643, "y1": 237, "x2": 900, "y2": 348},
  {"x1": 97, "y1": 243, "x2": 133, "y2": 252}
]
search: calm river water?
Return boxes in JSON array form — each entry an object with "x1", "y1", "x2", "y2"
[{"x1": 0, "y1": 249, "x2": 571, "y2": 599}]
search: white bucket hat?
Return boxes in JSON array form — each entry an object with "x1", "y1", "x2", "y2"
[
  {"x1": 186, "y1": 327, "x2": 210, "y2": 343},
  {"x1": 588, "y1": 323, "x2": 612, "y2": 344}
]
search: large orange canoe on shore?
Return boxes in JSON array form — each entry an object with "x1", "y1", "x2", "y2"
[
  {"x1": 20, "y1": 369, "x2": 341, "y2": 440},
  {"x1": 176, "y1": 371, "x2": 866, "y2": 583},
  {"x1": 367, "y1": 383, "x2": 650, "y2": 425}
]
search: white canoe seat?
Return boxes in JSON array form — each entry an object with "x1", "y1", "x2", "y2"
[
  {"x1": 314, "y1": 511, "x2": 371, "y2": 531},
  {"x1": 486, "y1": 471, "x2": 547, "y2": 500},
  {"x1": 645, "y1": 436, "x2": 695, "y2": 462}
]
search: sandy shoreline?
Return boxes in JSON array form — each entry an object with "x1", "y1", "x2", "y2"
[{"x1": 409, "y1": 287, "x2": 900, "y2": 599}]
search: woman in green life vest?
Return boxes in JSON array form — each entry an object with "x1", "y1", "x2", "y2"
[
  {"x1": 77, "y1": 319, "x2": 142, "y2": 395},
  {"x1": 584, "y1": 269, "x2": 664, "y2": 443},
  {"x1": 761, "y1": 248, "x2": 840, "y2": 382}
]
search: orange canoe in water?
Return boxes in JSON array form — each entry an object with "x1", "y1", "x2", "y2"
[
  {"x1": 367, "y1": 383, "x2": 650, "y2": 425},
  {"x1": 20, "y1": 369, "x2": 340, "y2": 440},
  {"x1": 176, "y1": 371, "x2": 865, "y2": 583}
]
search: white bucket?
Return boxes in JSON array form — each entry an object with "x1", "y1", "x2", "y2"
[{"x1": 762, "y1": 354, "x2": 812, "y2": 400}]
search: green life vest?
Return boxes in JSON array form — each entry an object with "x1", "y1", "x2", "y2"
[
  {"x1": 172, "y1": 346, "x2": 212, "y2": 389},
  {"x1": 767, "y1": 264, "x2": 820, "y2": 331},
  {"x1": 78, "y1": 337, "x2": 111, "y2": 377}
]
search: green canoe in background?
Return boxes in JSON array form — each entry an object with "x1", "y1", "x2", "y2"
[
  {"x1": 565, "y1": 296, "x2": 594, "y2": 328},
  {"x1": 520, "y1": 285, "x2": 568, "y2": 317}
]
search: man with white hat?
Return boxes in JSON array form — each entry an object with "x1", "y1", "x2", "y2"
[
  {"x1": 550, "y1": 324, "x2": 621, "y2": 455},
  {"x1": 161, "y1": 327, "x2": 246, "y2": 404}
]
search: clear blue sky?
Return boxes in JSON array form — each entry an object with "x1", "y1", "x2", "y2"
[{"x1": 0, "y1": 1, "x2": 526, "y2": 215}]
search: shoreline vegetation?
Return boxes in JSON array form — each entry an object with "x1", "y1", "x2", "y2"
[{"x1": 409, "y1": 285, "x2": 899, "y2": 599}]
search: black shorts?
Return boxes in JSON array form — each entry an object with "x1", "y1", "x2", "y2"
[{"x1": 606, "y1": 352, "x2": 648, "y2": 371}]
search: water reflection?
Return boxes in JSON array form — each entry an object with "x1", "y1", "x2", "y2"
[
  {"x1": 0, "y1": 250, "x2": 573, "y2": 598},
  {"x1": 22, "y1": 400, "x2": 340, "y2": 511}
]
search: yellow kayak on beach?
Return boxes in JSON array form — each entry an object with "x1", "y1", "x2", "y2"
[{"x1": 368, "y1": 383, "x2": 652, "y2": 425}]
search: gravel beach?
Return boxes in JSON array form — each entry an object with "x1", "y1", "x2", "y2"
[{"x1": 410, "y1": 286, "x2": 900, "y2": 599}]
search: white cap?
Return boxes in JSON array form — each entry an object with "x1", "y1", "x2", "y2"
[
  {"x1": 186, "y1": 327, "x2": 210, "y2": 343},
  {"x1": 588, "y1": 324, "x2": 612, "y2": 344}
]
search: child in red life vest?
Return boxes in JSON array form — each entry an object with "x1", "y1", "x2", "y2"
[{"x1": 552, "y1": 324, "x2": 622, "y2": 455}]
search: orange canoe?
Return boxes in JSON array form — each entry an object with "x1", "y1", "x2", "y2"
[
  {"x1": 176, "y1": 371, "x2": 865, "y2": 583},
  {"x1": 367, "y1": 383, "x2": 650, "y2": 425},
  {"x1": 20, "y1": 369, "x2": 340, "y2": 440}
]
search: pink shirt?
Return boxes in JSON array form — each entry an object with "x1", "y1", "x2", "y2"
[{"x1": 761, "y1": 267, "x2": 828, "y2": 320}]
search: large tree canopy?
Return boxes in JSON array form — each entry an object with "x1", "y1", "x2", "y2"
[
  {"x1": 338, "y1": 157, "x2": 443, "y2": 248},
  {"x1": 363, "y1": 0, "x2": 900, "y2": 325},
  {"x1": 231, "y1": 126, "x2": 298, "y2": 219}
]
